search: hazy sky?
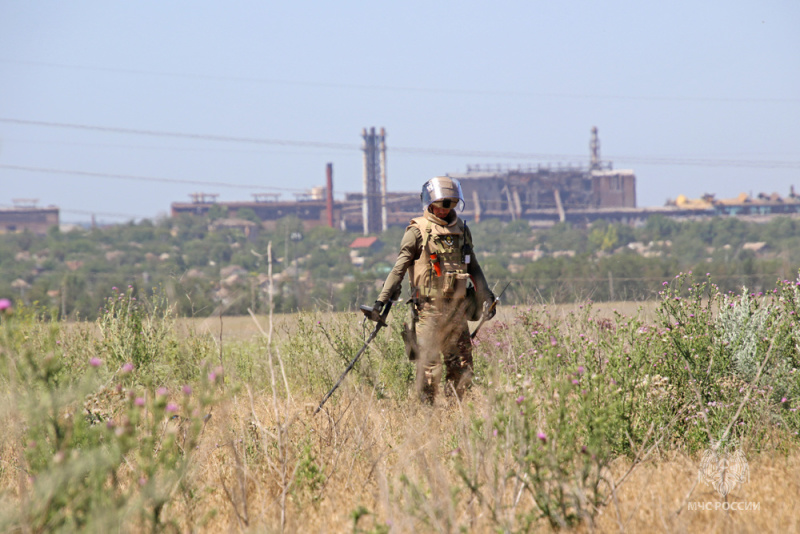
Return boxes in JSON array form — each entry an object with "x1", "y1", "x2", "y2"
[{"x1": 1, "y1": 1, "x2": 798, "y2": 223}]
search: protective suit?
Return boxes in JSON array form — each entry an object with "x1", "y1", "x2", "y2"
[{"x1": 376, "y1": 176, "x2": 494, "y2": 402}]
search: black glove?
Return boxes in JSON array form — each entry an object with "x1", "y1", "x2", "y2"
[{"x1": 373, "y1": 300, "x2": 385, "y2": 316}]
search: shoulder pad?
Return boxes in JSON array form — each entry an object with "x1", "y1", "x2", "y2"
[{"x1": 408, "y1": 216, "x2": 427, "y2": 230}]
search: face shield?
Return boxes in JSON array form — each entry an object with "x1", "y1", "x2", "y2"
[{"x1": 420, "y1": 176, "x2": 465, "y2": 212}]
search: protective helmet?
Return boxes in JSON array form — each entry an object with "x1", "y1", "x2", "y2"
[{"x1": 421, "y1": 176, "x2": 465, "y2": 212}]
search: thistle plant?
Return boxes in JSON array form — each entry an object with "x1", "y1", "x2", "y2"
[{"x1": 0, "y1": 292, "x2": 222, "y2": 533}]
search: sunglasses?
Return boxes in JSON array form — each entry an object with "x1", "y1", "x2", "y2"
[{"x1": 432, "y1": 199, "x2": 457, "y2": 209}]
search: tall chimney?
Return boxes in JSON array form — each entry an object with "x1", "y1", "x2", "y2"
[
  {"x1": 379, "y1": 127, "x2": 387, "y2": 232},
  {"x1": 326, "y1": 163, "x2": 334, "y2": 228},
  {"x1": 361, "y1": 128, "x2": 369, "y2": 235},
  {"x1": 590, "y1": 126, "x2": 601, "y2": 171}
]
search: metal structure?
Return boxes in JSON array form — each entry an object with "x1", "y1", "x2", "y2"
[
  {"x1": 590, "y1": 126, "x2": 601, "y2": 171},
  {"x1": 0, "y1": 201, "x2": 59, "y2": 235},
  {"x1": 444, "y1": 128, "x2": 635, "y2": 223},
  {"x1": 450, "y1": 165, "x2": 636, "y2": 224},
  {"x1": 189, "y1": 193, "x2": 219, "y2": 204},
  {"x1": 361, "y1": 127, "x2": 387, "y2": 235},
  {"x1": 325, "y1": 163, "x2": 334, "y2": 228},
  {"x1": 170, "y1": 127, "x2": 800, "y2": 230}
]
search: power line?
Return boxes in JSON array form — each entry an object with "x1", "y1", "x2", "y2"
[
  {"x1": 611, "y1": 155, "x2": 800, "y2": 170},
  {"x1": 2, "y1": 57, "x2": 797, "y2": 104},
  {"x1": 1, "y1": 137, "x2": 345, "y2": 156},
  {"x1": 2, "y1": 117, "x2": 799, "y2": 169},
  {"x1": 0, "y1": 118, "x2": 356, "y2": 151},
  {"x1": 0, "y1": 164, "x2": 308, "y2": 192}
]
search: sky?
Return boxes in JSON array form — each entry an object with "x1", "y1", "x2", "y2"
[{"x1": 0, "y1": 1, "x2": 798, "y2": 223}]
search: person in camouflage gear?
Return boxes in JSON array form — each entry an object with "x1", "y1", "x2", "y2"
[{"x1": 375, "y1": 176, "x2": 495, "y2": 403}]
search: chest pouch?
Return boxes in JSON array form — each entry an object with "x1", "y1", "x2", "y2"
[{"x1": 442, "y1": 272, "x2": 470, "y2": 299}]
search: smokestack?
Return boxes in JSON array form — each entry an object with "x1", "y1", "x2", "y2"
[
  {"x1": 361, "y1": 127, "x2": 383, "y2": 234},
  {"x1": 379, "y1": 127, "x2": 387, "y2": 232},
  {"x1": 590, "y1": 126, "x2": 601, "y2": 171},
  {"x1": 361, "y1": 128, "x2": 369, "y2": 235},
  {"x1": 326, "y1": 163, "x2": 334, "y2": 228}
]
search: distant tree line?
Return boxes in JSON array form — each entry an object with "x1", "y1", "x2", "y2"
[{"x1": 1, "y1": 213, "x2": 798, "y2": 319}]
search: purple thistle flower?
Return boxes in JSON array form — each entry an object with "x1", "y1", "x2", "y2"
[
  {"x1": 121, "y1": 362, "x2": 134, "y2": 373},
  {"x1": 516, "y1": 395, "x2": 524, "y2": 404},
  {"x1": 157, "y1": 386, "x2": 168, "y2": 396},
  {"x1": 537, "y1": 432, "x2": 547, "y2": 443},
  {"x1": 182, "y1": 385, "x2": 192, "y2": 396},
  {"x1": 134, "y1": 397, "x2": 145, "y2": 406},
  {"x1": 166, "y1": 403, "x2": 178, "y2": 413},
  {"x1": 89, "y1": 357, "x2": 102, "y2": 367}
]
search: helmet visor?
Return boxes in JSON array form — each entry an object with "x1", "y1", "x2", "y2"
[{"x1": 421, "y1": 177, "x2": 465, "y2": 212}]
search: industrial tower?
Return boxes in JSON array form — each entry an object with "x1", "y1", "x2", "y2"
[{"x1": 361, "y1": 127, "x2": 387, "y2": 235}]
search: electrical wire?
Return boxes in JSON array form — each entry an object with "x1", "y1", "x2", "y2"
[
  {"x1": 2, "y1": 117, "x2": 799, "y2": 169},
  {"x1": 2, "y1": 58, "x2": 798, "y2": 104},
  {"x1": 0, "y1": 118, "x2": 356, "y2": 151},
  {"x1": 0, "y1": 137, "x2": 346, "y2": 156},
  {"x1": 0, "y1": 164, "x2": 308, "y2": 192}
]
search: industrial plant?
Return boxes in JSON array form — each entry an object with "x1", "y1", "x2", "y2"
[
  {"x1": 0, "y1": 199, "x2": 59, "y2": 235},
  {"x1": 171, "y1": 127, "x2": 646, "y2": 233},
  {"x1": 170, "y1": 126, "x2": 800, "y2": 233},
  {"x1": 4, "y1": 127, "x2": 799, "y2": 236}
]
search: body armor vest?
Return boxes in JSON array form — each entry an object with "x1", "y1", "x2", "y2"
[{"x1": 408, "y1": 215, "x2": 473, "y2": 300}]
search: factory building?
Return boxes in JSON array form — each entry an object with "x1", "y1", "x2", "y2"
[
  {"x1": 449, "y1": 164, "x2": 636, "y2": 223},
  {"x1": 171, "y1": 126, "x2": 644, "y2": 231},
  {"x1": 0, "y1": 200, "x2": 59, "y2": 235},
  {"x1": 171, "y1": 192, "x2": 342, "y2": 231},
  {"x1": 667, "y1": 190, "x2": 800, "y2": 217},
  {"x1": 443, "y1": 127, "x2": 636, "y2": 223}
]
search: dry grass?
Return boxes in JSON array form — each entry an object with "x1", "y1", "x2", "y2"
[
  {"x1": 179, "y1": 301, "x2": 660, "y2": 342},
  {"x1": 162, "y1": 301, "x2": 794, "y2": 532},
  {"x1": 591, "y1": 452, "x2": 800, "y2": 533},
  {"x1": 2, "y1": 382, "x2": 795, "y2": 532},
  {"x1": 3, "y1": 295, "x2": 795, "y2": 533},
  {"x1": 167, "y1": 383, "x2": 798, "y2": 533}
]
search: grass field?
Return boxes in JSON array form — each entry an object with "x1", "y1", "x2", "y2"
[{"x1": 1, "y1": 275, "x2": 798, "y2": 532}]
